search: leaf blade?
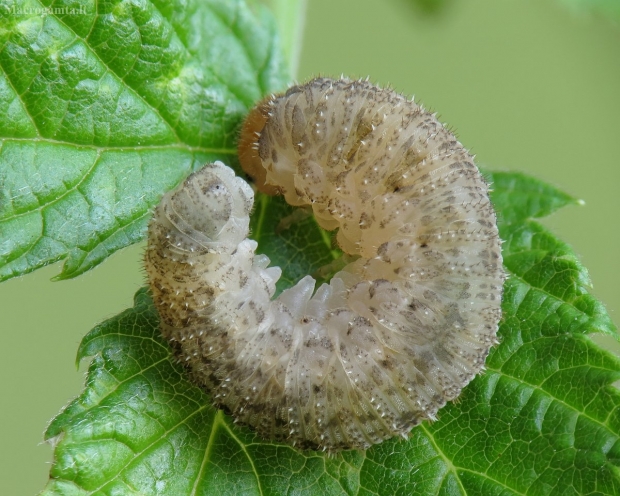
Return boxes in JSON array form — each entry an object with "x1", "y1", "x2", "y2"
[
  {"x1": 42, "y1": 171, "x2": 620, "y2": 495},
  {"x1": 0, "y1": 0, "x2": 288, "y2": 281}
]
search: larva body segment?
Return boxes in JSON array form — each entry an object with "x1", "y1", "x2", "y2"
[{"x1": 146, "y1": 78, "x2": 504, "y2": 452}]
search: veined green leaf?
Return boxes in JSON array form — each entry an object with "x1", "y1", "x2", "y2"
[
  {"x1": 42, "y1": 172, "x2": 620, "y2": 495},
  {"x1": 0, "y1": 0, "x2": 288, "y2": 281}
]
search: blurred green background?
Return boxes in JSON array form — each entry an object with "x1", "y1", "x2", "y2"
[{"x1": 2, "y1": 0, "x2": 619, "y2": 493}]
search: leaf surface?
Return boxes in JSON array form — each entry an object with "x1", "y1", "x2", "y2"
[
  {"x1": 0, "y1": 0, "x2": 288, "y2": 281},
  {"x1": 42, "y1": 172, "x2": 620, "y2": 495}
]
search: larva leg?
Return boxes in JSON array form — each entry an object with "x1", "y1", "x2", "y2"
[
  {"x1": 311, "y1": 253, "x2": 359, "y2": 281},
  {"x1": 275, "y1": 205, "x2": 313, "y2": 233}
]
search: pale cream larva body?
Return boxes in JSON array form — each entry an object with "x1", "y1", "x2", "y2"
[{"x1": 146, "y1": 78, "x2": 504, "y2": 452}]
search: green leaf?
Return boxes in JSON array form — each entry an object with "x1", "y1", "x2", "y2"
[
  {"x1": 487, "y1": 171, "x2": 615, "y2": 338},
  {"x1": 558, "y1": 0, "x2": 620, "y2": 22},
  {"x1": 42, "y1": 171, "x2": 620, "y2": 495},
  {"x1": 0, "y1": 0, "x2": 288, "y2": 282}
]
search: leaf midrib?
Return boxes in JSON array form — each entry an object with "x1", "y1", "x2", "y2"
[{"x1": 0, "y1": 136, "x2": 237, "y2": 153}]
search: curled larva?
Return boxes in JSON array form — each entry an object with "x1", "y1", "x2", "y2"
[{"x1": 146, "y1": 77, "x2": 504, "y2": 452}]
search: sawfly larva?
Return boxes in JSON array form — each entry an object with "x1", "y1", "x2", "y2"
[{"x1": 146, "y1": 77, "x2": 504, "y2": 451}]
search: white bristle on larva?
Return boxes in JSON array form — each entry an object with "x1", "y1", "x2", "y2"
[{"x1": 146, "y1": 77, "x2": 504, "y2": 452}]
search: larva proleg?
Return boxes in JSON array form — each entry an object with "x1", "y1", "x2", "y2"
[{"x1": 146, "y1": 78, "x2": 505, "y2": 452}]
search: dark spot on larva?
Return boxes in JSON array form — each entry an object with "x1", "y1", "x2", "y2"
[
  {"x1": 369, "y1": 279, "x2": 390, "y2": 298},
  {"x1": 417, "y1": 352, "x2": 434, "y2": 373},
  {"x1": 377, "y1": 242, "x2": 390, "y2": 260},
  {"x1": 371, "y1": 366, "x2": 385, "y2": 385},
  {"x1": 360, "y1": 211, "x2": 372, "y2": 229},
  {"x1": 433, "y1": 344, "x2": 452, "y2": 363},
  {"x1": 380, "y1": 357, "x2": 394, "y2": 370},
  {"x1": 291, "y1": 105, "x2": 306, "y2": 145},
  {"x1": 258, "y1": 132, "x2": 270, "y2": 160},
  {"x1": 285, "y1": 84, "x2": 302, "y2": 97}
]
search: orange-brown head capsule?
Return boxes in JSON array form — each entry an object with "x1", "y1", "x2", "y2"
[{"x1": 238, "y1": 96, "x2": 281, "y2": 195}]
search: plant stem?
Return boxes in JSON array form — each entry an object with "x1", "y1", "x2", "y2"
[{"x1": 261, "y1": 0, "x2": 308, "y2": 77}]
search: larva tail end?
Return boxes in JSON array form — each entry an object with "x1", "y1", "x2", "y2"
[{"x1": 239, "y1": 97, "x2": 280, "y2": 196}]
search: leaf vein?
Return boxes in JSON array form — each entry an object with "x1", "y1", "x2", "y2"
[
  {"x1": 221, "y1": 419, "x2": 265, "y2": 496},
  {"x1": 91, "y1": 403, "x2": 211, "y2": 494},
  {"x1": 418, "y1": 423, "x2": 467, "y2": 496},
  {"x1": 43, "y1": 6, "x2": 183, "y2": 142},
  {"x1": 0, "y1": 66, "x2": 40, "y2": 136}
]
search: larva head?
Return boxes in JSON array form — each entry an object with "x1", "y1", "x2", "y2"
[{"x1": 238, "y1": 96, "x2": 281, "y2": 196}]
